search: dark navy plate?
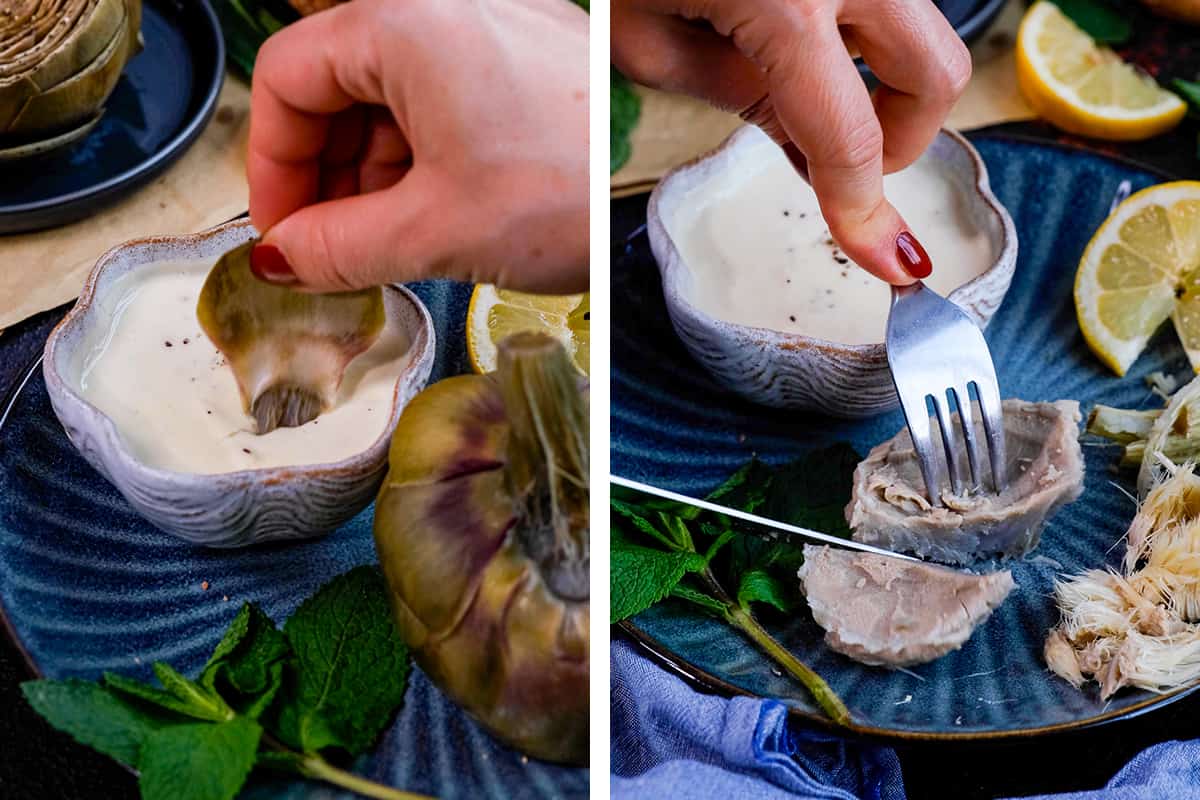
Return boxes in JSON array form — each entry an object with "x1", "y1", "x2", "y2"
[
  {"x1": 939, "y1": 0, "x2": 1009, "y2": 44},
  {"x1": 0, "y1": 0, "x2": 225, "y2": 235},
  {"x1": 0, "y1": 281, "x2": 588, "y2": 799},
  {"x1": 612, "y1": 134, "x2": 1198, "y2": 740}
]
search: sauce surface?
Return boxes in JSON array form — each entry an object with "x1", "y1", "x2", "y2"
[
  {"x1": 670, "y1": 143, "x2": 995, "y2": 344},
  {"x1": 79, "y1": 258, "x2": 412, "y2": 474}
]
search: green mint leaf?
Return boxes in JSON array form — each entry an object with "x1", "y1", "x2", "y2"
[
  {"x1": 137, "y1": 717, "x2": 261, "y2": 800},
  {"x1": 702, "y1": 527, "x2": 738, "y2": 563},
  {"x1": 737, "y1": 569, "x2": 798, "y2": 614},
  {"x1": 204, "y1": 603, "x2": 254, "y2": 670},
  {"x1": 611, "y1": 536, "x2": 705, "y2": 621},
  {"x1": 1173, "y1": 79, "x2": 1200, "y2": 113},
  {"x1": 239, "y1": 661, "x2": 285, "y2": 720},
  {"x1": 760, "y1": 443, "x2": 859, "y2": 536},
  {"x1": 152, "y1": 662, "x2": 232, "y2": 722},
  {"x1": 611, "y1": 68, "x2": 641, "y2": 174},
  {"x1": 706, "y1": 459, "x2": 773, "y2": 513},
  {"x1": 669, "y1": 583, "x2": 729, "y2": 617},
  {"x1": 104, "y1": 672, "x2": 214, "y2": 721},
  {"x1": 201, "y1": 603, "x2": 290, "y2": 698},
  {"x1": 1049, "y1": 0, "x2": 1131, "y2": 44},
  {"x1": 21, "y1": 679, "x2": 175, "y2": 767},
  {"x1": 274, "y1": 566, "x2": 409, "y2": 756},
  {"x1": 612, "y1": 499, "x2": 680, "y2": 549}
]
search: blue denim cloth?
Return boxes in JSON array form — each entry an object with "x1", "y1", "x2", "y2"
[
  {"x1": 611, "y1": 638, "x2": 906, "y2": 800},
  {"x1": 1011, "y1": 741, "x2": 1200, "y2": 800},
  {"x1": 613, "y1": 638, "x2": 1200, "y2": 800}
]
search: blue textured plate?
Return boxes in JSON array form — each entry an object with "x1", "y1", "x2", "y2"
[
  {"x1": 0, "y1": 281, "x2": 588, "y2": 799},
  {"x1": 612, "y1": 134, "x2": 1198, "y2": 740},
  {"x1": 0, "y1": 0, "x2": 225, "y2": 234}
]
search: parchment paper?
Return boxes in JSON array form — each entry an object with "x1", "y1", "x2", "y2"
[
  {"x1": 0, "y1": 76, "x2": 251, "y2": 332},
  {"x1": 610, "y1": 0, "x2": 1032, "y2": 197}
]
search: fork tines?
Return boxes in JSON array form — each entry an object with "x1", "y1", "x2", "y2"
[{"x1": 886, "y1": 282, "x2": 1008, "y2": 506}]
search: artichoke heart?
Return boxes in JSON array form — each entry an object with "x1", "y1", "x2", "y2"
[
  {"x1": 374, "y1": 332, "x2": 589, "y2": 765},
  {"x1": 196, "y1": 239, "x2": 385, "y2": 434},
  {"x1": 0, "y1": 0, "x2": 141, "y2": 145}
]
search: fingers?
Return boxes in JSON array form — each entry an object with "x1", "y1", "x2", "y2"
[
  {"x1": 611, "y1": 1, "x2": 766, "y2": 113},
  {"x1": 844, "y1": 0, "x2": 971, "y2": 172},
  {"x1": 755, "y1": 8, "x2": 915, "y2": 284},
  {"x1": 258, "y1": 165, "x2": 451, "y2": 292},
  {"x1": 247, "y1": 2, "x2": 400, "y2": 234}
]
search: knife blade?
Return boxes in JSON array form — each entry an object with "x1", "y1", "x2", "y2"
[{"x1": 611, "y1": 475, "x2": 918, "y2": 562}]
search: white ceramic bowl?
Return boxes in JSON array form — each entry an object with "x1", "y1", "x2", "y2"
[
  {"x1": 43, "y1": 218, "x2": 436, "y2": 547},
  {"x1": 648, "y1": 125, "x2": 1017, "y2": 418}
]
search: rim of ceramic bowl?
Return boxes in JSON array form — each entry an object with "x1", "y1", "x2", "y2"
[
  {"x1": 42, "y1": 217, "x2": 437, "y2": 488},
  {"x1": 647, "y1": 125, "x2": 1019, "y2": 366}
]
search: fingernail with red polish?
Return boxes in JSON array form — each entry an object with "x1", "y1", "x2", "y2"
[
  {"x1": 896, "y1": 230, "x2": 932, "y2": 279},
  {"x1": 249, "y1": 244, "x2": 298, "y2": 286}
]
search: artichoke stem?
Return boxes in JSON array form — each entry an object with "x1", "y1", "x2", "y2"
[{"x1": 496, "y1": 332, "x2": 589, "y2": 601}]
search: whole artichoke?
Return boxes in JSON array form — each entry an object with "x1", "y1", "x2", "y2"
[
  {"x1": 374, "y1": 332, "x2": 589, "y2": 765},
  {"x1": 0, "y1": 0, "x2": 142, "y2": 154}
]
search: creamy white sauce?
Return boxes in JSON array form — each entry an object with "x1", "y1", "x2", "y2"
[
  {"x1": 78, "y1": 258, "x2": 412, "y2": 474},
  {"x1": 670, "y1": 143, "x2": 995, "y2": 344}
]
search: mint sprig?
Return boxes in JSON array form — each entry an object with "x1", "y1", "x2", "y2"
[
  {"x1": 1049, "y1": 0, "x2": 1132, "y2": 44},
  {"x1": 611, "y1": 68, "x2": 641, "y2": 174},
  {"x1": 610, "y1": 448, "x2": 859, "y2": 724},
  {"x1": 22, "y1": 567, "x2": 430, "y2": 800}
]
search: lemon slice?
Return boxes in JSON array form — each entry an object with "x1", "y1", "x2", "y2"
[
  {"x1": 1076, "y1": 181, "x2": 1200, "y2": 375},
  {"x1": 1016, "y1": 1, "x2": 1185, "y2": 141},
  {"x1": 466, "y1": 284, "x2": 589, "y2": 375}
]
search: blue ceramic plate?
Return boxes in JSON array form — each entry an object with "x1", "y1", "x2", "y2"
[
  {"x1": 611, "y1": 134, "x2": 1198, "y2": 740},
  {"x1": 0, "y1": 0, "x2": 225, "y2": 234},
  {"x1": 0, "y1": 281, "x2": 588, "y2": 799}
]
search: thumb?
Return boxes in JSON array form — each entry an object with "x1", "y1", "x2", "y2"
[
  {"x1": 252, "y1": 167, "x2": 454, "y2": 292},
  {"x1": 807, "y1": 160, "x2": 925, "y2": 287}
]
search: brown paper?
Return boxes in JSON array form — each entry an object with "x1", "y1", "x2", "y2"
[
  {"x1": 0, "y1": 75, "x2": 252, "y2": 332},
  {"x1": 611, "y1": 0, "x2": 1032, "y2": 196}
]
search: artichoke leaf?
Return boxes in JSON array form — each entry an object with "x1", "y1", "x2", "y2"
[{"x1": 197, "y1": 239, "x2": 386, "y2": 435}]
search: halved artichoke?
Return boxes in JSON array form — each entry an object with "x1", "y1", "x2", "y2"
[{"x1": 0, "y1": 0, "x2": 142, "y2": 153}]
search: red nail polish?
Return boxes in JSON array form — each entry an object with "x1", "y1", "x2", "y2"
[
  {"x1": 249, "y1": 244, "x2": 298, "y2": 285},
  {"x1": 896, "y1": 231, "x2": 932, "y2": 279}
]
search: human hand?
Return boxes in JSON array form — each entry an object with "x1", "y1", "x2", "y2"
[
  {"x1": 246, "y1": 0, "x2": 589, "y2": 294},
  {"x1": 611, "y1": 0, "x2": 972, "y2": 284}
]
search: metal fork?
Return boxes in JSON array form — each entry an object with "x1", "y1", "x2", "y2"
[{"x1": 886, "y1": 282, "x2": 1007, "y2": 505}]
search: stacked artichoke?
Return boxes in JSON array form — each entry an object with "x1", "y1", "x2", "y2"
[{"x1": 0, "y1": 0, "x2": 142, "y2": 157}]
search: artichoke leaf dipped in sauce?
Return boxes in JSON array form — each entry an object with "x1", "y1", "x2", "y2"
[
  {"x1": 373, "y1": 332, "x2": 589, "y2": 765},
  {"x1": 197, "y1": 239, "x2": 386, "y2": 434}
]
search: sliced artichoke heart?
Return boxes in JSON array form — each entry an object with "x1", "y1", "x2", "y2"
[{"x1": 197, "y1": 239, "x2": 386, "y2": 435}]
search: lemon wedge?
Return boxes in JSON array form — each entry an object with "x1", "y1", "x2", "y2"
[
  {"x1": 1016, "y1": 1, "x2": 1185, "y2": 141},
  {"x1": 466, "y1": 285, "x2": 589, "y2": 375},
  {"x1": 1076, "y1": 181, "x2": 1200, "y2": 375}
]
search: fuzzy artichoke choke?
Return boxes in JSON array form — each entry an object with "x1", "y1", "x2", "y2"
[{"x1": 373, "y1": 332, "x2": 589, "y2": 765}]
